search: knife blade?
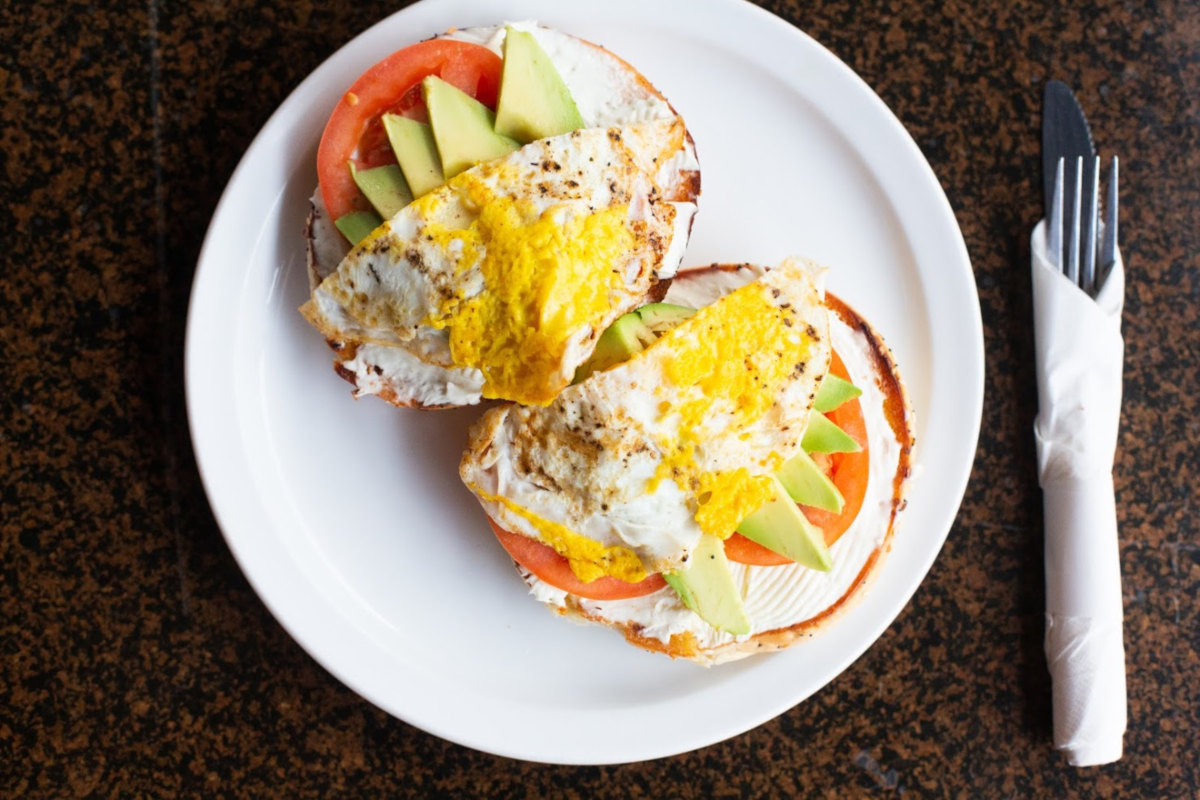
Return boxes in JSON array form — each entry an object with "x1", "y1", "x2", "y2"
[{"x1": 1042, "y1": 81, "x2": 1096, "y2": 243}]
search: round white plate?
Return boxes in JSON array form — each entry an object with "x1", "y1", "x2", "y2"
[{"x1": 186, "y1": 0, "x2": 982, "y2": 764}]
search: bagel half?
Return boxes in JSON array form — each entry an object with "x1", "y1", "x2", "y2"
[
  {"x1": 302, "y1": 22, "x2": 701, "y2": 409},
  {"x1": 462, "y1": 261, "x2": 913, "y2": 665}
]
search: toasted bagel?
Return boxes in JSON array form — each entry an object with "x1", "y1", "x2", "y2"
[
  {"x1": 303, "y1": 23, "x2": 701, "y2": 409},
  {"x1": 472, "y1": 262, "x2": 913, "y2": 665}
]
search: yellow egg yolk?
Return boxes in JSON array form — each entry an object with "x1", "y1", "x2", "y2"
[
  {"x1": 695, "y1": 468, "x2": 777, "y2": 538},
  {"x1": 482, "y1": 492, "x2": 647, "y2": 584},
  {"x1": 417, "y1": 173, "x2": 636, "y2": 406},
  {"x1": 649, "y1": 281, "x2": 817, "y2": 538}
]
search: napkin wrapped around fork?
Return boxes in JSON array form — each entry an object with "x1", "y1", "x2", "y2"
[{"x1": 1030, "y1": 220, "x2": 1126, "y2": 767}]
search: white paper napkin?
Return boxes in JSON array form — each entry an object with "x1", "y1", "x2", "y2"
[{"x1": 1030, "y1": 220, "x2": 1127, "y2": 767}]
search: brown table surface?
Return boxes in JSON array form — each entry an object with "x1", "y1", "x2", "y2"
[{"x1": 4, "y1": 0, "x2": 1198, "y2": 795}]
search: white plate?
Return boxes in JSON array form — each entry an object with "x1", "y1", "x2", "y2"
[{"x1": 186, "y1": 0, "x2": 982, "y2": 764}]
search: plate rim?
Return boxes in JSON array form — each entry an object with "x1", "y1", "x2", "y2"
[{"x1": 185, "y1": 0, "x2": 983, "y2": 764}]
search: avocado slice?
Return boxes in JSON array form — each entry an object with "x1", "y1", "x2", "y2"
[
  {"x1": 775, "y1": 449, "x2": 844, "y2": 513},
  {"x1": 348, "y1": 162, "x2": 413, "y2": 220},
  {"x1": 573, "y1": 303, "x2": 696, "y2": 382},
  {"x1": 635, "y1": 303, "x2": 695, "y2": 337},
  {"x1": 423, "y1": 75, "x2": 520, "y2": 179},
  {"x1": 814, "y1": 373, "x2": 862, "y2": 413},
  {"x1": 334, "y1": 210, "x2": 383, "y2": 245},
  {"x1": 737, "y1": 477, "x2": 833, "y2": 571},
  {"x1": 801, "y1": 412, "x2": 861, "y2": 454},
  {"x1": 495, "y1": 27, "x2": 585, "y2": 143},
  {"x1": 382, "y1": 114, "x2": 445, "y2": 198},
  {"x1": 663, "y1": 533, "x2": 750, "y2": 635},
  {"x1": 574, "y1": 312, "x2": 650, "y2": 382}
]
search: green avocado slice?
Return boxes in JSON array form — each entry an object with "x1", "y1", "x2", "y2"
[
  {"x1": 494, "y1": 27, "x2": 585, "y2": 143},
  {"x1": 663, "y1": 533, "x2": 750, "y2": 635},
  {"x1": 775, "y1": 449, "x2": 844, "y2": 513},
  {"x1": 814, "y1": 373, "x2": 862, "y2": 413},
  {"x1": 736, "y1": 476, "x2": 833, "y2": 571},
  {"x1": 634, "y1": 303, "x2": 695, "y2": 337},
  {"x1": 382, "y1": 114, "x2": 445, "y2": 198},
  {"x1": 573, "y1": 303, "x2": 696, "y2": 382},
  {"x1": 574, "y1": 312, "x2": 650, "y2": 382},
  {"x1": 423, "y1": 75, "x2": 520, "y2": 179},
  {"x1": 333, "y1": 210, "x2": 383, "y2": 245},
  {"x1": 348, "y1": 162, "x2": 412, "y2": 220},
  {"x1": 801, "y1": 411, "x2": 861, "y2": 454}
]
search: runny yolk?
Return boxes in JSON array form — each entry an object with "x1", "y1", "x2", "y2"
[
  {"x1": 480, "y1": 492, "x2": 647, "y2": 584},
  {"x1": 419, "y1": 173, "x2": 636, "y2": 406},
  {"x1": 649, "y1": 280, "x2": 818, "y2": 538}
]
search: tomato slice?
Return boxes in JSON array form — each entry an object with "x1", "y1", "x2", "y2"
[
  {"x1": 724, "y1": 530, "x2": 793, "y2": 566},
  {"x1": 726, "y1": 349, "x2": 871, "y2": 565},
  {"x1": 317, "y1": 40, "x2": 503, "y2": 222},
  {"x1": 487, "y1": 520, "x2": 667, "y2": 601},
  {"x1": 804, "y1": 352, "x2": 870, "y2": 546}
]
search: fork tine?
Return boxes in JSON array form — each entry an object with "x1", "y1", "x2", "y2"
[
  {"x1": 1067, "y1": 156, "x2": 1083, "y2": 285},
  {"x1": 1049, "y1": 157, "x2": 1064, "y2": 273},
  {"x1": 1097, "y1": 156, "x2": 1119, "y2": 292},
  {"x1": 1082, "y1": 155, "x2": 1100, "y2": 294}
]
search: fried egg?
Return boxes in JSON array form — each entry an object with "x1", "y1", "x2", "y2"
[
  {"x1": 459, "y1": 258, "x2": 831, "y2": 579},
  {"x1": 303, "y1": 22, "x2": 701, "y2": 408},
  {"x1": 460, "y1": 261, "x2": 914, "y2": 665},
  {"x1": 303, "y1": 118, "x2": 692, "y2": 407}
]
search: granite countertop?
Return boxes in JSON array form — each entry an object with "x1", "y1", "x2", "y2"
[{"x1": 3, "y1": 0, "x2": 1197, "y2": 795}]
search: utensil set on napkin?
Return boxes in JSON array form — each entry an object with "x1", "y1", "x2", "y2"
[{"x1": 1033, "y1": 79, "x2": 1126, "y2": 767}]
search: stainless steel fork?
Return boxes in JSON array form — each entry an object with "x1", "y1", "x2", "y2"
[{"x1": 1048, "y1": 154, "x2": 1120, "y2": 297}]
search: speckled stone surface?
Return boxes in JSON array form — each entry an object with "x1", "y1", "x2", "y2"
[{"x1": 2, "y1": 0, "x2": 1197, "y2": 795}]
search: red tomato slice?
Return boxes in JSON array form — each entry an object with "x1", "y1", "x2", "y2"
[
  {"x1": 487, "y1": 520, "x2": 667, "y2": 601},
  {"x1": 317, "y1": 40, "x2": 503, "y2": 221},
  {"x1": 805, "y1": 356, "x2": 870, "y2": 546},
  {"x1": 726, "y1": 349, "x2": 871, "y2": 565},
  {"x1": 723, "y1": 531, "x2": 792, "y2": 566}
]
